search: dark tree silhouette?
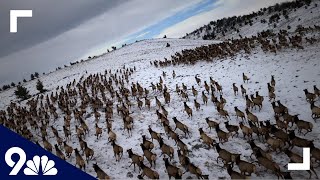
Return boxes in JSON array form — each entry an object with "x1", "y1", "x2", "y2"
[
  {"x1": 36, "y1": 80, "x2": 46, "y2": 93},
  {"x1": 34, "y1": 72, "x2": 39, "y2": 78},
  {"x1": 15, "y1": 85, "x2": 31, "y2": 100}
]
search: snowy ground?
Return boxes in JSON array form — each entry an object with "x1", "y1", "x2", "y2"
[
  {"x1": 1, "y1": 37, "x2": 320, "y2": 179},
  {"x1": 185, "y1": 0, "x2": 320, "y2": 41}
]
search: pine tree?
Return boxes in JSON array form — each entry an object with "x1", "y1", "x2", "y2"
[
  {"x1": 36, "y1": 80, "x2": 46, "y2": 93},
  {"x1": 34, "y1": 72, "x2": 39, "y2": 78},
  {"x1": 15, "y1": 85, "x2": 31, "y2": 100},
  {"x1": 31, "y1": 74, "x2": 35, "y2": 80}
]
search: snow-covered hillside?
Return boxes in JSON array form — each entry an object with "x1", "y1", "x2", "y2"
[
  {"x1": 1, "y1": 33, "x2": 320, "y2": 179},
  {"x1": 184, "y1": 0, "x2": 320, "y2": 40}
]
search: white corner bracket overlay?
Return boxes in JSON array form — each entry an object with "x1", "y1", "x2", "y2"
[
  {"x1": 10, "y1": 10, "x2": 33, "y2": 33},
  {"x1": 288, "y1": 147, "x2": 311, "y2": 170}
]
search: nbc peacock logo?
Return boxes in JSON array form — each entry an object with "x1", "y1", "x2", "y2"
[
  {"x1": 24, "y1": 155, "x2": 58, "y2": 175},
  {"x1": 5, "y1": 147, "x2": 58, "y2": 176}
]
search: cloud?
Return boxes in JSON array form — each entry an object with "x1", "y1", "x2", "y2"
[
  {"x1": 0, "y1": 0, "x2": 126, "y2": 58},
  {"x1": 157, "y1": 0, "x2": 292, "y2": 38},
  {"x1": 0, "y1": 0, "x2": 197, "y2": 84}
]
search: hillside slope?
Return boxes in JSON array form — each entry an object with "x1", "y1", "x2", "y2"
[
  {"x1": 1, "y1": 33, "x2": 320, "y2": 180},
  {"x1": 184, "y1": 0, "x2": 320, "y2": 40}
]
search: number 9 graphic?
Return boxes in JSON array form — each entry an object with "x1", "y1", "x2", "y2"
[{"x1": 5, "y1": 147, "x2": 26, "y2": 175}]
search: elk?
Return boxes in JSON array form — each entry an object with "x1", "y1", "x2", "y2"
[
  {"x1": 123, "y1": 120, "x2": 133, "y2": 137},
  {"x1": 242, "y1": 73, "x2": 249, "y2": 83},
  {"x1": 140, "y1": 144, "x2": 157, "y2": 168},
  {"x1": 271, "y1": 102, "x2": 284, "y2": 116},
  {"x1": 177, "y1": 150, "x2": 190, "y2": 169},
  {"x1": 83, "y1": 141, "x2": 94, "y2": 162},
  {"x1": 245, "y1": 108, "x2": 259, "y2": 127},
  {"x1": 137, "y1": 98, "x2": 143, "y2": 110},
  {"x1": 293, "y1": 115, "x2": 313, "y2": 135},
  {"x1": 155, "y1": 96, "x2": 162, "y2": 108},
  {"x1": 288, "y1": 130, "x2": 313, "y2": 149},
  {"x1": 239, "y1": 122, "x2": 252, "y2": 140},
  {"x1": 192, "y1": 86, "x2": 198, "y2": 97},
  {"x1": 127, "y1": 148, "x2": 144, "y2": 171},
  {"x1": 226, "y1": 165, "x2": 246, "y2": 179},
  {"x1": 277, "y1": 100, "x2": 289, "y2": 114},
  {"x1": 311, "y1": 102, "x2": 320, "y2": 119},
  {"x1": 267, "y1": 83, "x2": 275, "y2": 93},
  {"x1": 183, "y1": 102, "x2": 193, "y2": 117},
  {"x1": 224, "y1": 122, "x2": 239, "y2": 137},
  {"x1": 269, "y1": 126, "x2": 289, "y2": 145},
  {"x1": 217, "y1": 106, "x2": 230, "y2": 119},
  {"x1": 215, "y1": 125, "x2": 231, "y2": 143},
  {"x1": 74, "y1": 148, "x2": 86, "y2": 170},
  {"x1": 42, "y1": 136, "x2": 53, "y2": 152},
  {"x1": 205, "y1": 117, "x2": 219, "y2": 131},
  {"x1": 148, "y1": 126, "x2": 161, "y2": 143},
  {"x1": 63, "y1": 125, "x2": 71, "y2": 141},
  {"x1": 234, "y1": 107, "x2": 246, "y2": 121},
  {"x1": 54, "y1": 144, "x2": 66, "y2": 160},
  {"x1": 235, "y1": 156, "x2": 256, "y2": 176},
  {"x1": 194, "y1": 99, "x2": 201, "y2": 110},
  {"x1": 304, "y1": 89, "x2": 317, "y2": 102},
  {"x1": 274, "y1": 116, "x2": 288, "y2": 132},
  {"x1": 248, "y1": 140, "x2": 272, "y2": 161},
  {"x1": 250, "y1": 94, "x2": 263, "y2": 111},
  {"x1": 265, "y1": 133, "x2": 284, "y2": 153},
  {"x1": 204, "y1": 81, "x2": 210, "y2": 93},
  {"x1": 163, "y1": 157, "x2": 183, "y2": 179},
  {"x1": 255, "y1": 150, "x2": 282, "y2": 179},
  {"x1": 139, "y1": 162, "x2": 159, "y2": 179},
  {"x1": 63, "y1": 141, "x2": 73, "y2": 158},
  {"x1": 111, "y1": 141, "x2": 123, "y2": 162},
  {"x1": 269, "y1": 90, "x2": 276, "y2": 101},
  {"x1": 142, "y1": 135, "x2": 154, "y2": 150},
  {"x1": 172, "y1": 117, "x2": 191, "y2": 137},
  {"x1": 144, "y1": 97, "x2": 151, "y2": 110},
  {"x1": 310, "y1": 143, "x2": 320, "y2": 164},
  {"x1": 95, "y1": 123, "x2": 102, "y2": 139},
  {"x1": 107, "y1": 126, "x2": 117, "y2": 143},
  {"x1": 159, "y1": 137, "x2": 174, "y2": 160},
  {"x1": 245, "y1": 95, "x2": 253, "y2": 110},
  {"x1": 195, "y1": 75, "x2": 201, "y2": 85},
  {"x1": 93, "y1": 164, "x2": 110, "y2": 180},
  {"x1": 198, "y1": 128, "x2": 215, "y2": 148},
  {"x1": 314, "y1": 85, "x2": 320, "y2": 96},
  {"x1": 271, "y1": 75, "x2": 276, "y2": 87},
  {"x1": 240, "y1": 85, "x2": 247, "y2": 97},
  {"x1": 232, "y1": 83, "x2": 238, "y2": 96},
  {"x1": 75, "y1": 125, "x2": 85, "y2": 139},
  {"x1": 176, "y1": 135, "x2": 189, "y2": 156},
  {"x1": 215, "y1": 143, "x2": 240, "y2": 167},
  {"x1": 183, "y1": 160, "x2": 203, "y2": 179},
  {"x1": 202, "y1": 91, "x2": 208, "y2": 105}
]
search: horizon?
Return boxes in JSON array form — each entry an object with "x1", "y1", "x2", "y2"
[{"x1": 0, "y1": 0, "x2": 290, "y2": 86}]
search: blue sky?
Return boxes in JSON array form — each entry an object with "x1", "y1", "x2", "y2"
[{"x1": 122, "y1": 0, "x2": 217, "y2": 44}]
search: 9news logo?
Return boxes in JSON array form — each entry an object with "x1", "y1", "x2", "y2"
[
  {"x1": 5, "y1": 147, "x2": 57, "y2": 176},
  {"x1": 0, "y1": 126, "x2": 93, "y2": 179}
]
